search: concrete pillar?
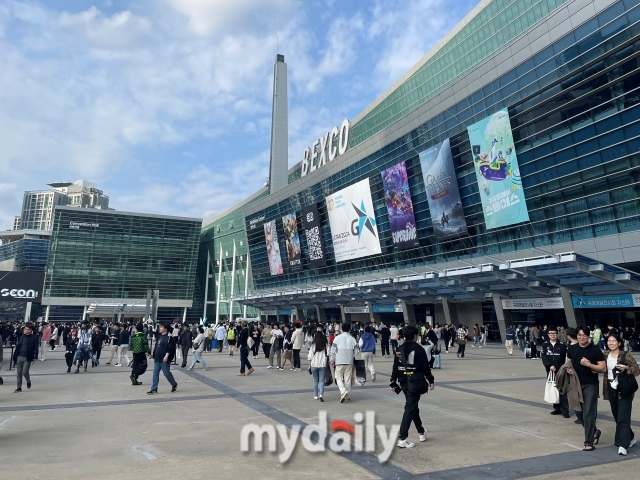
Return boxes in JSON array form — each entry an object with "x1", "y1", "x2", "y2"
[
  {"x1": 560, "y1": 288, "x2": 585, "y2": 329},
  {"x1": 24, "y1": 302, "x2": 32, "y2": 322},
  {"x1": 315, "y1": 306, "x2": 326, "y2": 324},
  {"x1": 339, "y1": 305, "x2": 352, "y2": 324},
  {"x1": 400, "y1": 301, "x2": 416, "y2": 326},
  {"x1": 182, "y1": 307, "x2": 187, "y2": 324},
  {"x1": 293, "y1": 307, "x2": 306, "y2": 323},
  {"x1": 44, "y1": 304, "x2": 51, "y2": 322},
  {"x1": 492, "y1": 295, "x2": 510, "y2": 343},
  {"x1": 441, "y1": 299, "x2": 456, "y2": 325},
  {"x1": 82, "y1": 305, "x2": 88, "y2": 321}
]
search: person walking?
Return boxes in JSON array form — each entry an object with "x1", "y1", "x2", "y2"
[
  {"x1": 567, "y1": 326, "x2": 605, "y2": 451},
  {"x1": 359, "y1": 325, "x2": 377, "y2": 382},
  {"x1": 178, "y1": 324, "x2": 193, "y2": 368},
  {"x1": 74, "y1": 322, "x2": 92, "y2": 373},
  {"x1": 603, "y1": 333, "x2": 640, "y2": 455},
  {"x1": 65, "y1": 328, "x2": 78, "y2": 373},
  {"x1": 541, "y1": 326, "x2": 570, "y2": 418},
  {"x1": 456, "y1": 325, "x2": 467, "y2": 358},
  {"x1": 50, "y1": 324, "x2": 58, "y2": 351},
  {"x1": 215, "y1": 323, "x2": 227, "y2": 352},
  {"x1": 268, "y1": 324, "x2": 283, "y2": 370},
  {"x1": 308, "y1": 331, "x2": 329, "y2": 401},
  {"x1": 251, "y1": 323, "x2": 261, "y2": 359},
  {"x1": 236, "y1": 321, "x2": 254, "y2": 376},
  {"x1": 39, "y1": 322, "x2": 51, "y2": 361},
  {"x1": 291, "y1": 323, "x2": 304, "y2": 371},
  {"x1": 442, "y1": 325, "x2": 451, "y2": 353},
  {"x1": 105, "y1": 324, "x2": 120, "y2": 365},
  {"x1": 148, "y1": 324, "x2": 178, "y2": 394},
  {"x1": 117, "y1": 324, "x2": 131, "y2": 367},
  {"x1": 187, "y1": 326, "x2": 208, "y2": 371},
  {"x1": 505, "y1": 324, "x2": 516, "y2": 356},
  {"x1": 129, "y1": 323, "x2": 151, "y2": 385},
  {"x1": 390, "y1": 326, "x2": 435, "y2": 448},
  {"x1": 472, "y1": 324, "x2": 481, "y2": 347},
  {"x1": 390, "y1": 324, "x2": 399, "y2": 355},
  {"x1": 91, "y1": 325, "x2": 103, "y2": 365},
  {"x1": 261, "y1": 324, "x2": 272, "y2": 359},
  {"x1": 227, "y1": 323, "x2": 237, "y2": 356},
  {"x1": 12, "y1": 324, "x2": 38, "y2": 392},
  {"x1": 330, "y1": 323, "x2": 359, "y2": 403},
  {"x1": 380, "y1": 324, "x2": 391, "y2": 357}
]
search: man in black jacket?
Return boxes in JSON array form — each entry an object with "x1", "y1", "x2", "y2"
[
  {"x1": 390, "y1": 326, "x2": 435, "y2": 448},
  {"x1": 541, "y1": 325, "x2": 569, "y2": 417},
  {"x1": 380, "y1": 324, "x2": 391, "y2": 357},
  {"x1": 178, "y1": 324, "x2": 193, "y2": 368},
  {"x1": 148, "y1": 324, "x2": 177, "y2": 394},
  {"x1": 12, "y1": 324, "x2": 39, "y2": 392}
]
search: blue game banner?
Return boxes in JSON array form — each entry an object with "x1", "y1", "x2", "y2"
[
  {"x1": 572, "y1": 294, "x2": 640, "y2": 309},
  {"x1": 381, "y1": 161, "x2": 418, "y2": 249},
  {"x1": 467, "y1": 108, "x2": 529, "y2": 229},
  {"x1": 418, "y1": 138, "x2": 468, "y2": 239}
]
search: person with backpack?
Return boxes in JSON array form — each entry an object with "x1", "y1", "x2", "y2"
[
  {"x1": 227, "y1": 323, "x2": 237, "y2": 356},
  {"x1": 390, "y1": 326, "x2": 435, "y2": 448},
  {"x1": 603, "y1": 333, "x2": 640, "y2": 455}
]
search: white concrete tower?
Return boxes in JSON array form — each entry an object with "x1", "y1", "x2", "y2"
[{"x1": 269, "y1": 54, "x2": 288, "y2": 194}]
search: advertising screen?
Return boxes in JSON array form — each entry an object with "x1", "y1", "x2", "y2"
[
  {"x1": 0, "y1": 271, "x2": 45, "y2": 303},
  {"x1": 263, "y1": 220, "x2": 283, "y2": 276},
  {"x1": 300, "y1": 203, "x2": 327, "y2": 268},
  {"x1": 418, "y1": 138, "x2": 468, "y2": 239},
  {"x1": 381, "y1": 161, "x2": 418, "y2": 249},
  {"x1": 326, "y1": 178, "x2": 381, "y2": 262},
  {"x1": 467, "y1": 108, "x2": 530, "y2": 229},
  {"x1": 281, "y1": 213, "x2": 302, "y2": 273}
]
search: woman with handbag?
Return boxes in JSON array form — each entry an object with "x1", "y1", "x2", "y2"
[
  {"x1": 603, "y1": 333, "x2": 640, "y2": 455},
  {"x1": 308, "y1": 332, "x2": 329, "y2": 402},
  {"x1": 187, "y1": 326, "x2": 208, "y2": 371},
  {"x1": 456, "y1": 325, "x2": 467, "y2": 358}
]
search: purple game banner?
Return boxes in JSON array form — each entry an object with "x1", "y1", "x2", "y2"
[{"x1": 381, "y1": 161, "x2": 418, "y2": 249}]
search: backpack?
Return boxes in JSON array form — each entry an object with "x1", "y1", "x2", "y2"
[{"x1": 227, "y1": 328, "x2": 236, "y2": 340}]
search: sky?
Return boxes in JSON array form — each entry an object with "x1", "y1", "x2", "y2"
[{"x1": 0, "y1": 0, "x2": 478, "y2": 230}]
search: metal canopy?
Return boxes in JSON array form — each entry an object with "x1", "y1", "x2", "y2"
[
  {"x1": 232, "y1": 252, "x2": 640, "y2": 311},
  {"x1": 86, "y1": 303, "x2": 147, "y2": 317}
]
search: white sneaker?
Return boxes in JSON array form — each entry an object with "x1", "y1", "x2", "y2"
[
  {"x1": 314, "y1": 396, "x2": 318, "y2": 400},
  {"x1": 419, "y1": 431, "x2": 427, "y2": 442},
  {"x1": 115, "y1": 364, "x2": 122, "y2": 367},
  {"x1": 372, "y1": 372, "x2": 376, "y2": 382},
  {"x1": 397, "y1": 439, "x2": 415, "y2": 448},
  {"x1": 266, "y1": 366, "x2": 273, "y2": 369},
  {"x1": 629, "y1": 439, "x2": 637, "y2": 449},
  {"x1": 619, "y1": 446, "x2": 628, "y2": 455}
]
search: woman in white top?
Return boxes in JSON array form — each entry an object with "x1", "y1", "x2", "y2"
[
  {"x1": 307, "y1": 332, "x2": 329, "y2": 402},
  {"x1": 187, "y1": 326, "x2": 208, "y2": 371}
]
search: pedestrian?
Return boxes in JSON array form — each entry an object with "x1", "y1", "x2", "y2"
[
  {"x1": 117, "y1": 324, "x2": 131, "y2": 367},
  {"x1": 442, "y1": 325, "x2": 451, "y2": 353},
  {"x1": 456, "y1": 324, "x2": 467, "y2": 358},
  {"x1": 603, "y1": 333, "x2": 640, "y2": 455},
  {"x1": 390, "y1": 324, "x2": 399, "y2": 355},
  {"x1": 541, "y1": 326, "x2": 570, "y2": 418},
  {"x1": 65, "y1": 327, "x2": 78, "y2": 373},
  {"x1": 12, "y1": 324, "x2": 38, "y2": 392},
  {"x1": 178, "y1": 324, "x2": 193, "y2": 368},
  {"x1": 330, "y1": 323, "x2": 359, "y2": 403},
  {"x1": 236, "y1": 321, "x2": 254, "y2": 376},
  {"x1": 148, "y1": 324, "x2": 178, "y2": 394},
  {"x1": 472, "y1": 323, "x2": 480, "y2": 347},
  {"x1": 251, "y1": 323, "x2": 261, "y2": 359},
  {"x1": 567, "y1": 326, "x2": 605, "y2": 451},
  {"x1": 91, "y1": 325, "x2": 103, "y2": 365},
  {"x1": 215, "y1": 323, "x2": 226, "y2": 352},
  {"x1": 505, "y1": 324, "x2": 515, "y2": 356},
  {"x1": 390, "y1": 326, "x2": 435, "y2": 448},
  {"x1": 358, "y1": 325, "x2": 377, "y2": 382},
  {"x1": 380, "y1": 324, "x2": 391, "y2": 357},
  {"x1": 308, "y1": 331, "x2": 329, "y2": 402},
  {"x1": 261, "y1": 324, "x2": 272, "y2": 359},
  {"x1": 105, "y1": 324, "x2": 120, "y2": 365},
  {"x1": 227, "y1": 323, "x2": 237, "y2": 356},
  {"x1": 129, "y1": 323, "x2": 151, "y2": 385},
  {"x1": 291, "y1": 323, "x2": 304, "y2": 371},
  {"x1": 187, "y1": 326, "x2": 208, "y2": 371},
  {"x1": 268, "y1": 324, "x2": 283, "y2": 369},
  {"x1": 50, "y1": 323, "x2": 58, "y2": 351},
  {"x1": 39, "y1": 322, "x2": 51, "y2": 361},
  {"x1": 74, "y1": 322, "x2": 92, "y2": 373}
]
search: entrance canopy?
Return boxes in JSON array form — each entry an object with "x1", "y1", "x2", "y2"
[
  {"x1": 86, "y1": 303, "x2": 147, "y2": 318},
  {"x1": 232, "y1": 252, "x2": 640, "y2": 311}
]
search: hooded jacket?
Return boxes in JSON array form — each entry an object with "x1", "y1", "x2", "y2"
[{"x1": 556, "y1": 362, "x2": 583, "y2": 412}]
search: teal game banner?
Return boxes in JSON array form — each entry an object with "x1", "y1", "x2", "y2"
[{"x1": 467, "y1": 108, "x2": 529, "y2": 229}]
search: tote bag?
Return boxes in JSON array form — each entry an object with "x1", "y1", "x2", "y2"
[{"x1": 544, "y1": 371, "x2": 560, "y2": 404}]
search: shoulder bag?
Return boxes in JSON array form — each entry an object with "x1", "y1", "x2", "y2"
[{"x1": 616, "y1": 352, "x2": 639, "y2": 398}]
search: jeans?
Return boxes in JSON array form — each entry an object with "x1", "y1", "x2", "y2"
[
  {"x1": 399, "y1": 390, "x2": 425, "y2": 441},
  {"x1": 293, "y1": 349, "x2": 301, "y2": 369},
  {"x1": 311, "y1": 366, "x2": 326, "y2": 398},
  {"x1": 188, "y1": 351, "x2": 208, "y2": 370},
  {"x1": 473, "y1": 336, "x2": 480, "y2": 346},
  {"x1": 16, "y1": 356, "x2": 32, "y2": 389},
  {"x1": 240, "y1": 346, "x2": 252, "y2": 373},
  {"x1": 151, "y1": 360, "x2": 177, "y2": 391},
  {"x1": 381, "y1": 339, "x2": 390, "y2": 356},
  {"x1": 609, "y1": 385, "x2": 635, "y2": 449},
  {"x1": 180, "y1": 346, "x2": 190, "y2": 367},
  {"x1": 457, "y1": 342, "x2": 466, "y2": 357},
  {"x1": 580, "y1": 383, "x2": 599, "y2": 446},
  {"x1": 390, "y1": 340, "x2": 398, "y2": 355}
]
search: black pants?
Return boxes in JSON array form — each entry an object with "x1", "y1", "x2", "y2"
[
  {"x1": 609, "y1": 385, "x2": 635, "y2": 449},
  {"x1": 205, "y1": 339, "x2": 212, "y2": 352},
  {"x1": 262, "y1": 342, "x2": 271, "y2": 359},
  {"x1": 131, "y1": 353, "x2": 148, "y2": 379},
  {"x1": 217, "y1": 341, "x2": 224, "y2": 352},
  {"x1": 457, "y1": 342, "x2": 466, "y2": 357},
  {"x1": 252, "y1": 341, "x2": 260, "y2": 357},
  {"x1": 580, "y1": 384, "x2": 599, "y2": 446},
  {"x1": 546, "y1": 368, "x2": 569, "y2": 414},
  {"x1": 181, "y1": 346, "x2": 190, "y2": 367},
  {"x1": 443, "y1": 337, "x2": 450, "y2": 352},
  {"x1": 65, "y1": 351, "x2": 75, "y2": 369},
  {"x1": 293, "y1": 349, "x2": 301, "y2": 369},
  {"x1": 381, "y1": 339, "x2": 390, "y2": 356},
  {"x1": 93, "y1": 347, "x2": 102, "y2": 360},
  {"x1": 399, "y1": 389, "x2": 425, "y2": 440},
  {"x1": 390, "y1": 340, "x2": 398, "y2": 355},
  {"x1": 240, "y1": 346, "x2": 252, "y2": 374},
  {"x1": 49, "y1": 339, "x2": 56, "y2": 350}
]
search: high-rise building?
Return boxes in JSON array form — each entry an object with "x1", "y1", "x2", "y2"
[
  {"x1": 268, "y1": 54, "x2": 288, "y2": 195},
  {"x1": 13, "y1": 216, "x2": 21, "y2": 230}
]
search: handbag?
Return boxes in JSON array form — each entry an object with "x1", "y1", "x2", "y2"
[
  {"x1": 324, "y1": 359, "x2": 333, "y2": 386},
  {"x1": 616, "y1": 353, "x2": 639, "y2": 398},
  {"x1": 457, "y1": 339, "x2": 467, "y2": 346},
  {"x1": 544, "y1": 371, "x2": 560, "y2": 404},
  {"x1": 247, "y1": 337, "x2": 255, "y2": 349}
]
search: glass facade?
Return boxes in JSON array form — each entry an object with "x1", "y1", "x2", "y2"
[
  {"x1": 45, "y1": 208, "x2": 200, "y2": 301},
  {"x1": 0, "y1": 238, "x2": 50, "y2": 271},
  {"x1": 349, "y1": 0, "x2": 569, "y2": 148},
  {"x1": 246, "y1": 0, "x2": 640, "y2": 291}
]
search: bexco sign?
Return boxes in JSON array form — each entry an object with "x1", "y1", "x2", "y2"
[
  {"x1": 0, "y1": 271, "x2": 45, "y2": 303},
  {"x1": 301, "y1": 119, "x2": 350, "y2": 177}
]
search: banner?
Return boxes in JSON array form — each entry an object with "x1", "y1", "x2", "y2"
[
  {"x1": 419, "y1": 138, "x2": 468, "y2": 239},
  {"x1": 326, "y1": 178, "x2": 381, "y2": 262},
  {"x1": 502, "y1": 298, "x2": 564, "y2": 310},
  {"x1": 263, "y1": 221, "x2": 283, "y2": 276},
  {"x1": 300, "y1": 203, "x2": 326, "y2": 268},
  {"x1": 572, "y1": 294, "x2": 640, "y2": 309},
  {"x1": 0, "y1": 271, "x2": 44, "y2": 303},
  {"x1": 381, "y1": 161, "x2": 418, "y2": 249},
  {"x1": 281, "y1": 213, "x2": 302, "y2": 273},
  {"x1": 467, "y1": 108, "x2": 529, "y2": 229}
]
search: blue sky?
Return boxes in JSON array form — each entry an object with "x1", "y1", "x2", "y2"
[{"x1": 0, "y1": 0, "x2": 478, "y2": 230}]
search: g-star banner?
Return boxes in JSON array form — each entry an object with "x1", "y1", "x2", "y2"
[
  {"x1": 300, "y1": 203, "x2": 327, "y2": 268},
  {"x1": 381, "y1": 161, "x2": 418, "y2": 249},
  {"x1": 502, "y1": 298, "x2": 564, "y2": 310},
  {"x1": 282, "y1": 213, "x2": 302, "y2": 273},
  {"x1": 0, "y1": 271, "x2": 44, "y2": 302},
  {"x1": 418, "y1": 138, "x2": 468, "y2": 239},
  {"x1": 467, "y1": 108, "x2": 529, "y2": 229},
  {"x1": 263, "y1": 221, "x2": 283, "y2": 276},
  {"x1": 326, "y1": 178, "x2": 381, "y2": 262}
]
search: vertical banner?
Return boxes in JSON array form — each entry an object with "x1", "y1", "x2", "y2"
[
  {"x1": 419, "y1": 138, "x2": 468, "y2": 239},
  {"x1": 281, "y1": 213, "x2": 302, "y2": 273},
  {"x1": 263, "y1": 220, "x2": 283, "y2": 276},
  {"x1": 467, "y1": 108, "x2": 529, "y2": 229},
  {"x1": 326, "y1": 178, "x2": 381, "y2": 262},
  {"x1": 381, "y1": 161, "x2": 418, "y2": 249},
  {"x1": 301, "y1": 203, "x2": 327, "y2": 268}
]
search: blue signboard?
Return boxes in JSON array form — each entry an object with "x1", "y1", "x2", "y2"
[
  {"x1": 372, "y1": 304, "x2": 403, "y2": 313},
  {"x1": 277, "y1": 309, "x2": 292, "y2": 315},
  {"x1": 572, "y1": 294, "x2": 639, "y2": 309}
]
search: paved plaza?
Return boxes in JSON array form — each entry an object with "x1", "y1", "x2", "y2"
[{"x1": 1, "y1": 343, "x2": 639, "y2": 479}]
